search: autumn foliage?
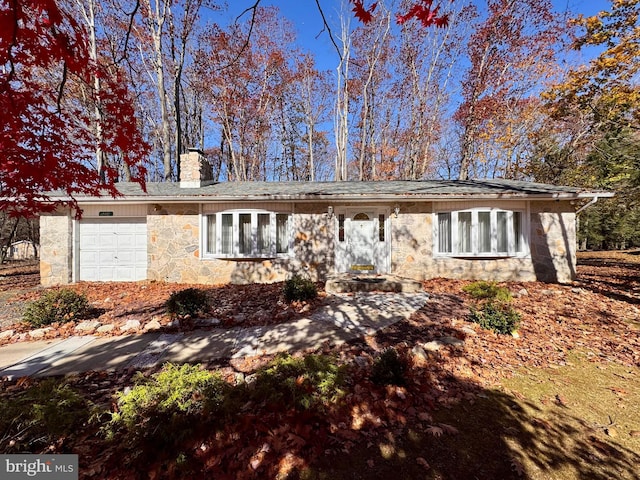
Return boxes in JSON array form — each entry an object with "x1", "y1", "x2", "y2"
[
  {"x1": 351, "y1": 0, "x2": 449, "y2": 27},
  {"x1": 0, "y1": 0, "x2": 147, "y2": 217}
]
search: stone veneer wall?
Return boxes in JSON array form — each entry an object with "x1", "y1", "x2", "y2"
[
  {"x1": 390, "y1": 200, "x2": 577, "y2": 283},
  {"x1": 147, "y1": 203, "x2": 334, "y2": 285},
  {"x1": 529, "y1": 201, "x2": 576, "y2": 283},
  {"x1": 40, "y1": 212, "x2": 73, "y2": 286}
]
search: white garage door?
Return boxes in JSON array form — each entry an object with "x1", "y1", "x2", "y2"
[{"x1": 78, "y1": 218, "x2": 147, "y2": 281}]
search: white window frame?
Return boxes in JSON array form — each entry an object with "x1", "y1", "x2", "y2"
[
  {"x1": 201, "y1": 210, "x2": 291, "y2": 259},
  {"x1": 433, "y1": 207, "x2": 529, "y2": 257}
]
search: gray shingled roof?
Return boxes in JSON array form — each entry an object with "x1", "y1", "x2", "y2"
[{"x1": 53, "y1": 179, "x2": 610, "y2": 203}]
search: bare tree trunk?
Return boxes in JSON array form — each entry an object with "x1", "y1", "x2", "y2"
[
  {"x1": 75, "y1": 0, "x2": 107, "y2": 182},
  {"x1": 357, "y1": 8, "x2": 390, "y2": 181},
  {"x1": 459, "y1": 42, "x2": 492, "y2": 181},
  {"x1": 335, "y1": 15, "x2": 351, "y2": 182},
  {"x1": 144, "y1": 0, "x2": 173, "y2": 181}
]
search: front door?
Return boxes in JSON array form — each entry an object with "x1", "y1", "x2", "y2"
[
  {"x1": 350, "y1": 213, "x2": 375, "y2": 267},
  {"x1": 335, "y1": 208, "x2": 390, "y2": 274}
]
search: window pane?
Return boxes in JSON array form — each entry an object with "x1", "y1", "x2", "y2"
[
  {"x1": 513, "y1": 211, "x2": 523, "y2": 252},
  {"x1": 257, "y1": 214, "x2": 270, "y2": 254},
  {"x1": 221, "y1": 214, "x2": 233, "y2": 254},
  {"x1": 276, "y1": 214, "x2": 289, "y2": 253},
  {"x1": 378, "y1": 214, "x2": 385, "y2": 242},
  {"x1": 239, "y1": 214, "x2": 252, "y2": 254},
  {"x1": 207, "y1": 215, "x2": 216, "y2": 254},
  {"x1": 458, "y1": 212, "x2": 472, "y2": 253},
  {"x1": 497, "y1": 211, "x2": 508, "y2": 252},
  {"x1": 438, "y1": 213, "x2": 451, "y2": 253},
  {"x1": 338, "y1": 214, "x2": 345, "y2": 242},
  {"x1": 478, "y1": 211, "x2": 491, "y2": 253}
]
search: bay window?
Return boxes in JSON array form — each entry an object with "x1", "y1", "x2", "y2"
[
  {"x1": 203, "y1": 211, "x2": 291, "y2": 258},
  {"x1": 435, "y1": 208, "x2": 526, "y2": 256}
]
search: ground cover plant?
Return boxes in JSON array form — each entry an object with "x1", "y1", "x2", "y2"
[{"x1": 0, "y1": 251, "x2": 639, "y2": 478}]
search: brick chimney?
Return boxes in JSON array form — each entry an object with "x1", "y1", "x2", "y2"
[{"x1": 179, "y1": 148, "x2": 213, "y2": 188}]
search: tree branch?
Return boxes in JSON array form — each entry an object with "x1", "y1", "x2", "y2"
[{"x1": 314, "y1": 0, "x2": 342, "y2": 61}]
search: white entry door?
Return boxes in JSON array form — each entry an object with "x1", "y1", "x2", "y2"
[
  {"x1": 78, "y1": 218, "x2": 147, "y2": 281},
  {"x1": 335, "y1": 208, "x2": 389, "y2": 274},
  {"x1": 350, "y1": 213, "x2": 375, "y2": 266}
]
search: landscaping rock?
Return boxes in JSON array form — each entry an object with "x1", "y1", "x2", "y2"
[
  {"x1": 144, "y1": 320, "x2": 162, "y2": 331},
  {"x1": 422, "y1": 341, "x2": 443, "y2": 352},
  {"x1": 75, "y1": 320, "x2": 101, "y2": 332},
  {"x1": 29, "y1": 327, "x2": 52, "y2": 339},
  {"x1": 233, "y1": 314, "x2": 246, "y2": 324},
  {"x1": 0, "y1": 329, "x2": 15, "y2": 340},
  {"x1": 461, "y1": 326, "x2": 477, "y2": 336},
  {"x1": 120, "y1": 320, "x2": 141, "y2": 332},
  {"x1": 96, "y1": 324, "x2": 115, "y2": 333},
  {"x1": 439, "y1": 336, "x2": 465, "y2": 347},
  {"x1": 194, "y1": 318, "x2": 221, "y2": 328},
  {"x1": 518, "y1": 288, "x2": 529, "y2": 296},
  {"x1": 411, "y1": 345, "x2": 429, "y2": 366},
  {"x1": 353, "y1": 355, "x2": 369, "y2": 368}
]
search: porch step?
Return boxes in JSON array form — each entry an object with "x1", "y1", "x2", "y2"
[{"x1": 325, "y1": 275, "x2": 423, "y2": 294}]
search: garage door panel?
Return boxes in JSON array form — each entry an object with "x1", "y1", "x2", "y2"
[
  {"x1": 79, "y1": 218, "x2": 147, "y2": 282},
  {"x1": 114, "y1": 250, "x2": 137, "y2": 263}
]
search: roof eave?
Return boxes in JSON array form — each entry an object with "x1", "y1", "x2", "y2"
[{"x1": 45, "y1": 190, "x2": 613, "y2": 204}]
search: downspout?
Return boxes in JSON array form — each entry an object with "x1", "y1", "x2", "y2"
[
  {"x1": 576, "y1": 196, "x2": 599, "y2": 216},
  {"x1": 575, "y1": 196, "x2": 598, "y2": 250}
]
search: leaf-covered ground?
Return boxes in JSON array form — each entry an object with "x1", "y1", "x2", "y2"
[
  {"x1": 0, "y1": 268, "x2": 325, "y2": 343},
  {"x1": 0, "y1": 251, "x2": 639, "y2": 479}
]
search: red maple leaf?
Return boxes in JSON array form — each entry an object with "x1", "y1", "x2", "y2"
[{"x1": 350, "y1": 0, "x2": 378, "y2": 24}]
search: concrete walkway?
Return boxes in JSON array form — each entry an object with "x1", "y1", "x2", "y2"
[{"x1": 0, "y1": 292, "x2": 429, "y2": 379}]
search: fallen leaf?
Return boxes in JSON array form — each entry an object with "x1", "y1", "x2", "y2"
[
  {"x1": 426, "y1": 425, "x2": 443, "y2": 437},
  {"x1": 416, "y1": 457, "x2": 430, "y2": 469},
  {"x1": 438, "y1": 423, "x2": 459, "y2": 435},
  {"x1": 609, "y1": 386, "x2": 628, "y2": 396},
  {"x1": 418, "y1": 412, "x2": 433, "y2": 422}
]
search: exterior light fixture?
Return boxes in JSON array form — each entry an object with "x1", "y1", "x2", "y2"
[
  {"x1": 394, "y1": 205, "x2": 400, "y2": 218},
  {"x1": 327, "y1": 205, "x2": 334, "y2": 218}
]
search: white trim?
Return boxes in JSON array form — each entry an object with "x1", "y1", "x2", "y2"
[
  {"x1": 334, "y1": 206, "x2": 391, "y2": 274},
  {"x1": 201, "y1": 209, "x2": 292, "y2": 260},
  {"x1": 74, "y1": 217, "x2": 148, "y2": 281},
  {"x1": 433, "y1": 205, "x2": 530, "y2": 258}
]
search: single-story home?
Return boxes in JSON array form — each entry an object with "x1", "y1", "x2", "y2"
[
  {"x1": 39, "y1": 150, "x2": 611, "y2": 287},
  {"x1": 6, "y1": 240, "x2": 38, "y2": 260}
]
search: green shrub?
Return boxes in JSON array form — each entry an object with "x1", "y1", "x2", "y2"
[
  {"x1": 251, "y1": 353, "x2": 346, "y2": 411},
  {"x1": 113, "y1": 363, "x2": 226, "y2": 426},
  {"x1": 22, "y1": 289, "x2": 90, "y2": 327},
  {"x1": 469, "y1": 301, "x2": 521, "y2": 334},
  {"x1": 462, "y1": 281, "x2": 512, "y2": 302},
  {"x1": 109, "y1": 363, "x2": 228, "y2": 444},
  {"x1": 283, "y1": 275, "x2": 318, "y2": 302},
  {"x1": 166, "y1": 288, "x2": 209, "y2": 318},
  {"x1": 371, "y1": 348, "x2": 407, "y2": 386},
  {"x1": 0, "y1": 379, "x2": 90, "y2": 450}
]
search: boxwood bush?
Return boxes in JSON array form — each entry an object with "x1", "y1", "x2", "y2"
[
  {"x1": 22, "y1": 289, "x2": 90, "y2": 327},
  {"x1": 166, "y1": 288, "x2": 209, "y2": 318},
  {"x1": 283, "y1": 275, "x2": 317, "y2": 302}
]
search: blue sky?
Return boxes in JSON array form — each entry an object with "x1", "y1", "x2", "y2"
[{"x1": 224, "y1": 0, "x2": 613, "y2": 72}]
